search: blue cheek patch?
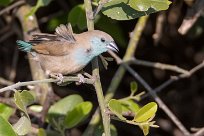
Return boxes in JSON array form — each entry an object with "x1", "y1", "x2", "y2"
[
  {"x1": 72, "y1": 48, "x2": 94, "y2": 65},
  {"x1": 90, "y1": 37, "x2": 108, "y2": 54}
]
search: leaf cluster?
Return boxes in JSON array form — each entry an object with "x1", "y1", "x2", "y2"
[{"x1": 108, "y1": 82, "x2": 158, "y2": 135}]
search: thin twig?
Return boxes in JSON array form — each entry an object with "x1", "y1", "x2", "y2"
[
  {"x1": 130, "y1": 57, "x2": 190, "y2": 74},
  {"x1": 193, "y1": 127, "x2": 204, "y2": 136},
  {"x1": 152, "y1": 12, "x2": 165, "y2": 45},
  {"x1": 93, "y1": 0, "x2": 109, "y2": 17},
  {"x1": 0, "y1": 0, "x2": 25, "y2": 16},
  {"x1": 111, "y1": 116, "x2": 149, "y2": 126},
  {"x1": 0, "y1": 76, "x2": 94, "y2": 93},
  {"x1": 178, "y1": 0, "x2": 204, "y2": 35},
  {"x1": 151, "y1": 60, "x2": 204, "y2": 94},
  {"x1": 108, "y1": 51, "x2": 191, "y2": 136},
  {"x1": 112, "y1": 56, "x2": 204, "y2": 99}
]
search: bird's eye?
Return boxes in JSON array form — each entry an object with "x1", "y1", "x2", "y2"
[{"x1": 101, "y1": 38, "x2": 105, "y2": 43}]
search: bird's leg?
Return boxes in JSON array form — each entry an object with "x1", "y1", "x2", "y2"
[{"x1": 49, "y1": 73, "x2": 64, "y2": 85}]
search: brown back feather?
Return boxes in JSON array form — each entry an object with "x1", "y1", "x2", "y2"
[{"x1": 30, "y1": 23, "x2": 76, "y2": 56}]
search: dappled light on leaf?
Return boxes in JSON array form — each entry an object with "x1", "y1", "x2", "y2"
[{"x1": 101, "y1": 0, "x2": 171, "y2": 20}]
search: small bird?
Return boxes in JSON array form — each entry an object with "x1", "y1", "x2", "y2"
[{"x1": 16, "y1": 24, "x2": 118, "y2": 82}]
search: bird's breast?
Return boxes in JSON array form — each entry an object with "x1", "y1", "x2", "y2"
[
  {"x1": 37, "y1": 53, "x2": 88, "y2": 75},
  {"x1": 71, "y1": 48, "x2": 95, "y2": 66}
]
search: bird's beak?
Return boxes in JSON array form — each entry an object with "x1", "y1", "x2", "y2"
[{"x1": 107, "y1": 41, "x2": 119, "y2": 52}]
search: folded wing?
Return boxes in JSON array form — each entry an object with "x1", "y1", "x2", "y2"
[{"x1": 30, "y1": 24, "x2": 76, "y2": 56}]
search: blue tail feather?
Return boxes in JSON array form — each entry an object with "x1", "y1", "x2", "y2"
[{"x1": 16, "y1": 40, "x2": 33, "y2": 52}]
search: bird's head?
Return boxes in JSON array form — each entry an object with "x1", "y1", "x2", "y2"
[{"x1": 89, "y1": 30, "x2": 119, "y2": 55}]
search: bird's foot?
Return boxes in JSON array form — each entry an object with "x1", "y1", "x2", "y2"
[
  {"x1": 49, "y1": 73, "x2": 64, "y2": 85},
  {"x1": 75, "y1": 74, "x2": 85, "y2": 85}
]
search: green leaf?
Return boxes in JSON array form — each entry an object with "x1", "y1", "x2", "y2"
[
  {"x1": 38, "y1": 128, "x2": 47, "y2": 136},
  {"x1": 120, "y1": 99, "x2": 139, "y2": 113},
  {"x1": 48, "y1": 94, "x2": 83, "y2": 124},
  {"x1": 13, "y1": 91, "x2": 33, "y2": 135},
  {"x1": 20, "y1": 90, "x2": 36, "y2": 107},
  {"x1": 14, "y1": 91, "x2": 35, "y2": 116},
  {"x1": 64, "y1": 101, "x2": 92, "y2": 128},
  {"x1": 129, "y1": 0, "x2": 172, "y2": 11},
  {"x1": 102, "y1": 0, "x2": 156, "y2": 20},
  {"x1": 68, "y1": 4, "x2": 87, "y2": 30},
  {"x1": 140, "y1": 124, "x2": 150, "y2": 136},
  {"x1": 134, "y1": 102, "x2": 157, "y2": 123},
  {"x1": 14, "y1": 91, "x2": 27, "y2": 116},
  {"x1": 13, "y1": 116, "x2": 31, "y2": 136},
  {"x1": 101, "y1": 0, "x2": 171, "y2": 20},
  {"x1": 0, "y1": 103, "x2": 14, "y2": 120},
  {"x1": 0, "y1": 116, "x2": 16, "y2": 136},
  {"x1": 130, "y1": 81, "x2": 138, "y2": 95},
  {"x1": 26, "y1": 0, "x2": 52, "y2": 17},
  {"x1": 108, "y1": 99, "x2": 126, "y2": 120},
  {"x1": 0, "y1": 0, "x2": 13, "y2": 6}
]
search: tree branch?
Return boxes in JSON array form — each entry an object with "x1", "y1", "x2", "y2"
[
  {"x1": 130, "y1": 57, "x2": 190, "y2": 74},
  {"x1": 84, "y1": 0, "x2": 110, "y2": 136},
  {"x1": 149, "y1": 60, "x2": 204, "y2": 95},
  {"x1": 0, "y1": 76, "x2": 94, "y2": 93}
]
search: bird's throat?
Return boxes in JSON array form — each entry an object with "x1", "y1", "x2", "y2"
[{"x1": 72, "y1": 48, "x2": 96, "y2": 66}]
